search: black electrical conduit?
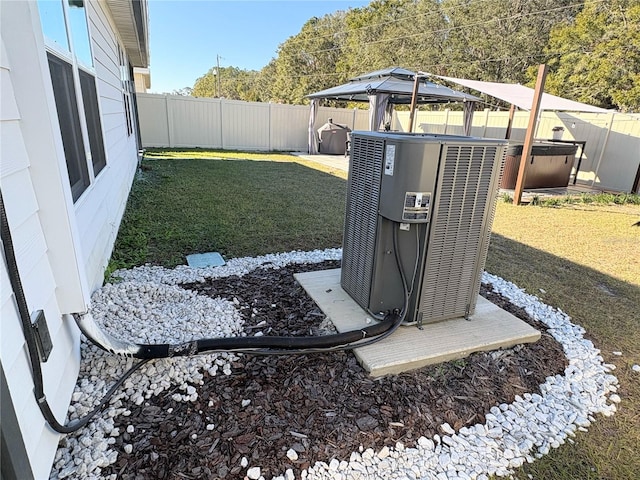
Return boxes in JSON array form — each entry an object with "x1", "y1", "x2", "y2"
[
  {"x1": 0, "y1": 191, "x2": 150, "y2": 433},
  {"x1": 1, "y1": 189, "x2": 412, "y2": 433}
]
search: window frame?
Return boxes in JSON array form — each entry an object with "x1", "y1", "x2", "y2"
[
  {"x1": 118, "y1": 44, "x2": 134, "y2": 137},
  {"x1": 39, "y1": 0, "x2": 108, "y2": 203},
  {"x1": 46, "y1": 52, "x2": 91, "y2": 202},
  {"x1": 78, "y1": 69, "x2": 107, "y2": 176}
]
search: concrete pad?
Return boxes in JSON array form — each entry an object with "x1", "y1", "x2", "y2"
[
  {"x1": 295, "y1": 268, "x2": 541, "y2": 377},
  {"x1": 291, "y1": 152, "x2": 349, "y2": 173}
]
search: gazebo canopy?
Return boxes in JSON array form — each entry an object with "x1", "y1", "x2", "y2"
[
  {"x1": 306, "y1": 67, "x2": 480, "y2": 154},
  {"x1": 307, "y1": 67, "x2": 480, "y2": 104},
  {"x1": 430, "y1": 74, "x2": 610, "y2": 113}
]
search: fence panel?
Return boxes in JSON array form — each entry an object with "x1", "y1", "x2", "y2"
[
  {"x1": 315, "y1": 106, "x2": 357, "y2": 130},
  {"x1": 270, "y1": 103, "x2": 309, "y2": 151},
  {"x1": 137, "y1": 94, "x2": 639, "y2": 192},
  {"x1": 169, "y1": 96, "x2": 222, "y2": 148},
  {"x1": 220, "y1": 99, "x2": 270, "y2": 150},
  {"x1": 137, "y1": 94, "x2": 170, "y2": 146},
  {"x1": 590, "y1": 114, "x2": 640, "y2": 191}
]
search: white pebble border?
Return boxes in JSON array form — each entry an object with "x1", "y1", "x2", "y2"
[{"x1": 49, "y1": 248, "x2": 620, "y2": 480}]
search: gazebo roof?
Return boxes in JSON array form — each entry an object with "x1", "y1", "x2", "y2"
[
  {"x1": 430, "y1": 75, "x2": 610, "y2": 113},
  {"x1": 307, "y1": 67, "x2": 480, "y2": 105}
]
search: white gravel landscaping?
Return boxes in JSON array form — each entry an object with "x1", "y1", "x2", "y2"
[{"x1": 50, "y1": 248, "x2": 619, "y2": 480}]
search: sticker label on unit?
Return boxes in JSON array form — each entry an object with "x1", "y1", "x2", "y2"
[
  {"x1": 384, "y1": 145, "x2": 396, "y2": 176},
  {"x1": 402, "y1": 192, "x2": 431, "y2": 222}
]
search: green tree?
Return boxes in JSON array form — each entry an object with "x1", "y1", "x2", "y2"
[
  {"x1": 441, "y1": 0, "x2": 577, "y2": 83},
  {"x1": 192, "y1": 66, "x2": 262, "y2": 101},
  {"x1": 263, "y1": 11, "x2": 350, "y2": 104},
  {"x1": 338, "y1": 0, "x2": 446, "y2": 76},
  {"x1": 543, "y1": 0, "x2": 640, "y2": 111}
]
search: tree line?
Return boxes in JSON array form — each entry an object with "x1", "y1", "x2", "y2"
[{"x1": 189, "y1": 0, "x2": 639, "y2": 112}]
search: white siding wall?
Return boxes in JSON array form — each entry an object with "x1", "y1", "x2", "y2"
[
  {"x1": 75, "y1": 0, "x2": 140, "y2": 293},
  {"x1": 1, "y1": 1, "x2": 142, "y2": 477},
  {"x1": 1, "y1": 14, "x2": 80, "y2": 480}
]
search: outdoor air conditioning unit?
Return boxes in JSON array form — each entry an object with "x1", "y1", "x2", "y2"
[{"x1": 341, "y1": 132, "x2": 508, "y2": 325}]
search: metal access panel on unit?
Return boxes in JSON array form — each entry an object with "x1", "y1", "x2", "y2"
[{"x1": 341, "y1": 131, "x2": 507, "y2": 325}]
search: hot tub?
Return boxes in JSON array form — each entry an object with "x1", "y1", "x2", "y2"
[{"x1": 501, "y1": 142, "x2": 579, "y2": 189}]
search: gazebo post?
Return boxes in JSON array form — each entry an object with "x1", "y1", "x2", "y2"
[
  {"x1": 407, "y1": 74, "x2": 420, "y2": 133},
  {"x1": 505, "y1": 104, "x2": 516, "y2": 140},
  {"x1": 513, "y1": 64, "x2": 548, "y2": 205}
]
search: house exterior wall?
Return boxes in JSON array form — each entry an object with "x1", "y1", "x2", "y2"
[
  {"x1": 133, "y1": 67, "x2": 150, "y2": 93},
  {"x1": 0, "y1": 0, "x2": 142, "y2": 477},
  {"x1": 1, "y1": 7, "x2": 82, "y2": 478},
  {"x1": 75, "y1": 0, "x2": 140, "y2": 292}
]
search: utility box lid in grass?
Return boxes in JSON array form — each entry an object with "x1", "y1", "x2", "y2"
[{"x1": 186, "y1": 252, "x2": 225, "y2": 268}]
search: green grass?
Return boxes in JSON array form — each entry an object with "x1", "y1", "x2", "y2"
[
  {"x1": 535, "y1": 192, "x2": 640, "y2": 207},
  {"x1": 107, "y1": 151, "x2": 347, "y2": 275},
  {"x1": 109, "y1": 150, "x2": 640, "y2": 478},
  {"x1": 488, "y1": 202, "x2": 640, "y2": 480},
  {"x1": 498, "y1": 192, "x2": 640, "y2": 208}
]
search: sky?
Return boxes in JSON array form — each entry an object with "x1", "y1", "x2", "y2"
[{"x1": 148, "y1": 0, "x2": 370, "y2": 93}]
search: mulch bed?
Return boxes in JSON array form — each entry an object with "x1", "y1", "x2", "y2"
[{"x1": 103, "y1": 261, "x2": 567, "y2": 479}]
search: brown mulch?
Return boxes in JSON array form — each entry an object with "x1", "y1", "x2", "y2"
[{"x1": 103, "y1": 261, "x2": 568, "y2": 480}]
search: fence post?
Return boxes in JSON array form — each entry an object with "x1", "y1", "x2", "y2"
[
  {"x1": 352, "y1": 108, "x2": 357, "y2": 130},
  {"x1": 165, "y1": 95, "x2": 173, "y2": 147},
  {"x1": 219, "y1": 98, "x2": 224, "y2": 150},
  {"x1": 591, "y1": 112, "x2": 616, "y2": 187},
  {"x1": 481, "y1": 108, "x2": 490, "y2": 137},
  {"x1": 268, "y1": 102, "x2": 273, "y2": 151},
  {"x1": 443, "y1": 108, "x2": 450, "y2": 134}
]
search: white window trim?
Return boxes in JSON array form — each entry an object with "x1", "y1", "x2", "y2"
[{"x1": 40, "y1": 0, "x2": 106, "y2": 198}]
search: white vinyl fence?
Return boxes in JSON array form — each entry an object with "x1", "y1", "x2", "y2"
[
  {"x1": 137, "y1": 93, "x2": 369, "y2": 152},
  {"x1": 395, "y1": 109, "x2": 640, "y2": 192},
  {"x1": 137, "y1": 94, "x2": 640, "y2": 193}
]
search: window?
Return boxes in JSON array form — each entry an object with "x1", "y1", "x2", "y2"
[
  {"x1": 37, "y1": 0, "x2": 69, "y2": 52},
  {"x1": 67, "y1": 0, "x2": 93, "y2": 67},
  {"x1": 79, "y1": 70, "x2": 106, "y2": 175},
  {"x1": 118, "y1": 45, "x2": 134, "y2": 136},
  {"x1": 47, "y1": 53, "x2": 90, "y2": 201},
  {"x1": 38, "y1": 0, "x2": 107, "y2": 202}
]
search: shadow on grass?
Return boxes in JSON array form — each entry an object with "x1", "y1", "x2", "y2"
[
  {"x1": 109, "y1": 158, "x2": 347, "y2": 272},
  {"x1": 487, "y1": 234, "x2": 639, "y2": 480}
]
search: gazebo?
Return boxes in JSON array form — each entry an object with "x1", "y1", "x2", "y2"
[{"x1": 306, "y1": 67, "x2": 480, "y2": 154}]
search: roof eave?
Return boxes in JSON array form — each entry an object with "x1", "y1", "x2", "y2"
[{"x1": 105, "y1": 0, "x2": 149, "y2": 67}]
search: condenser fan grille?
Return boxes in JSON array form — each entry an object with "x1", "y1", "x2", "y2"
[
  {"x1": 419, "y1": 145, "x2": 499, "y2": 322},
  {"x1": 341, "y1": 136, "x2": 385, "y2": 308}
]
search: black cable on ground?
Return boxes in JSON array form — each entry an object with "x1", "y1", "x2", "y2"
[
  {"x1": 76, "y1": 223, "x2": 415, "y2": 360},
  {"x1": 1, "y1": 190, "x2": 149, "y2": 434},
  {"x1": 5, "y1": 183, "x2": 415, "y2": 432}
]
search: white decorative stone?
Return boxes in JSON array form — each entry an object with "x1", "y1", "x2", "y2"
[
  {"x1": 377, "y1": 446, "x2": 390, "y2": 459},
  {"x1": 286, "y1": 449, "x2": 299, "y2": 461},
  {"x1": 48, "y1": 252, "x2": 621, "y2": 480},
  {"x1": 247, "y1": 466, "x2": 261, "y2": 479},
  {"x1": 441, "y1": 423, "x2": 455, "y2": 435}
]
